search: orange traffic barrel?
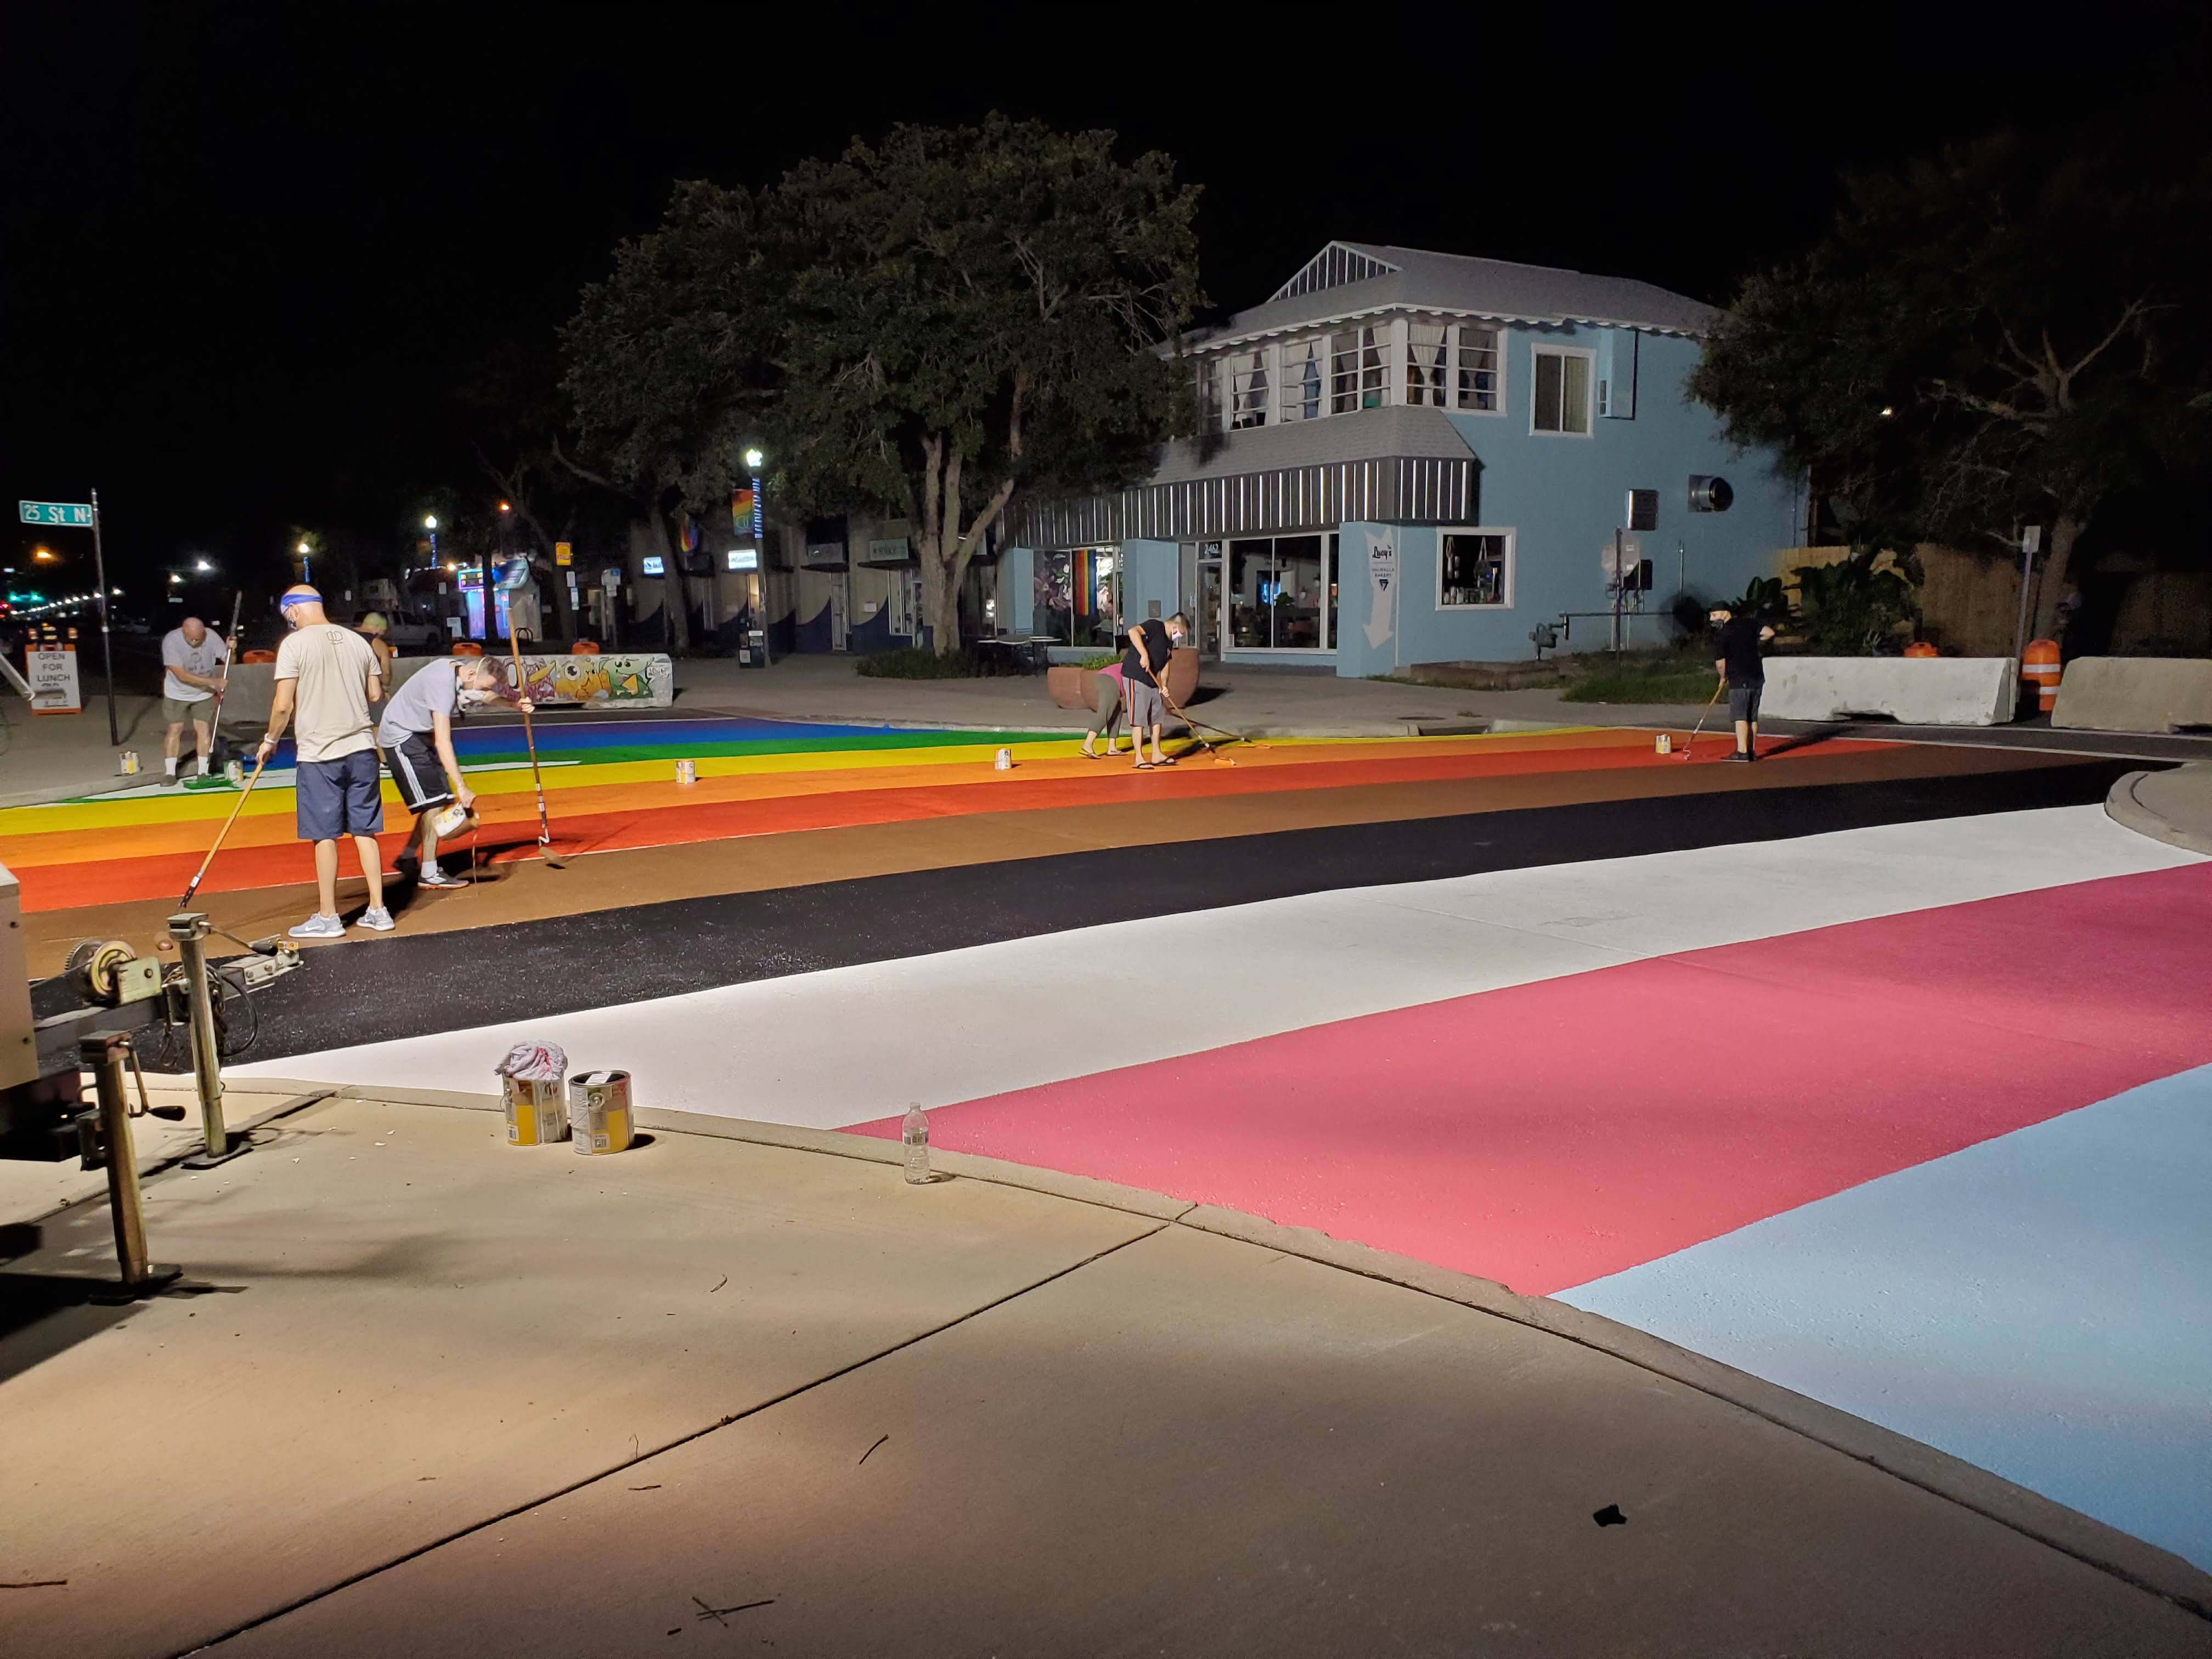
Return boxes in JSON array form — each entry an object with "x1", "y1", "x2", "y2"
[
  {"x1": 451, "y1": 640, "x2": 485, "y2": 657},
  {"x1": 570, "y1": 639, "x2": 601, "y2": 656},
  {"x1": 2022, "y1": 639, "x2": 2062, "y2": 712},
  {"x1": 240, "y1": 648, "x2": 278, "y2": 664},
  {"x1": 1904, "y1": 641, "x2": 1938, "y2": 658}
]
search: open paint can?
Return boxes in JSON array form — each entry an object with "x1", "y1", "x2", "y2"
[
  {"x1": 503, "y1": 1075, "x2": 568, "y2": 1145},
  {"x1": 121, "y1": 752, "x2": 141, "y2": 776},
  {"x1": 568, "y1": 1070, "x2": 634, "y2": 1155},
  {"x1": 675, "y1": 759, "x2": 697, "y2": 785},
  {"x1": 1654, "y1": 733, "x2": 1672, "y2": 755},
  {"x1": 994, "y1": 747, "x2": 1013, "y2": 771}
]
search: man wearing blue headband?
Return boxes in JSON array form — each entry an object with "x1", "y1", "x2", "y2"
[{"x1": 258, "y1": 584, "x2": 391, "y2": 937}]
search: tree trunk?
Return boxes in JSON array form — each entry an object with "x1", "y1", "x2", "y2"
[
  {"x1": 645, "y1": 497, "x2": 692, "y2": 657},
  {"x1": 919, "y1": 551, "x2": 963, "y2": 654},
  {"x1": 2031, "y1": 511, "x2": 2083, "y2": 643}
]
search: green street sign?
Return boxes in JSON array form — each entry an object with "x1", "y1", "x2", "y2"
[{"x1": 20, "y1": 500, "x2": 94, "y2": 527}]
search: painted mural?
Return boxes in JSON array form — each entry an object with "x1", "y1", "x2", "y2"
[{"x1": 510, "y1": 652, "x2": 674, "y2": 709}]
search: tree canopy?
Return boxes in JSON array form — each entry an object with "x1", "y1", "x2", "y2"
[
  {"x1": 1690, "y1": 126, "x2": 2212, "y2": 638},
  {"x1": 562, "y1": 116, "x2": 1203, "y2": 653}
]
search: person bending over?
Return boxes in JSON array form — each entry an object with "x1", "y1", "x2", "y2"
[{"x1": 378, "y1": 654, "x2": 526, "y2": 887}]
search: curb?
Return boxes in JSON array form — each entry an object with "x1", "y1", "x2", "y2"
[
  {"x1": 202, "y1": 1081, "x2": 2212, "y2": 1623},
  {"x1": 2107, "y1": 765, "x2": 2212, "y2": 856}
]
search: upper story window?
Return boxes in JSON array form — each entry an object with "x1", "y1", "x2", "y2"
[
  {"x1": 1226, "y1": 348, "x2": 1269, "y2": 429},
  {"x1": 1407, "y1": 320, "x2": 1502, "y2": 413},
  {"x1": 1277, "y1": 336, "x2": 1328, "y2": 422},
  {"x1": 1531, "y1": 346, "x2": 1593, "y2": 435},
  {"x1": 1331, "y1": 325, "x2": 1389, "y2": 413}
]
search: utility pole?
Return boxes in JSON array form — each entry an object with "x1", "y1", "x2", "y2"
[{"x1": 91, "y1": 486, "x2": 120, "y2": 746}]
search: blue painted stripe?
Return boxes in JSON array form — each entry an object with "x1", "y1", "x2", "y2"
[{"x1": 1558, "y1": 1064, "x2": 2212, "y2": 1571}]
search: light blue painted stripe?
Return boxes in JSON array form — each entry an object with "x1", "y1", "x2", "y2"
[{"x1": 1558, "y1": 1064, "x2": 2212, "y2": 1571}]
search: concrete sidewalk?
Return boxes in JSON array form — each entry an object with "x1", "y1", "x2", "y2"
[{"x1": 1, "y1": 1088, "x2": 2204, "y2": 1658}]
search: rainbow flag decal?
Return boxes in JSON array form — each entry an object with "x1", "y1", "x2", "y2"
[
  {"x1": 678, "y1": 514, "x2": 701, "y2": 554},
  {"x1": 731, "y1": 488, "x2": 754, "y2": 533}
]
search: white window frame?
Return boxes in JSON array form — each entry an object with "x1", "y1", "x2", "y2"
[
  {"x1": 1276, "y1": 334, "x2": 1329, "y2": 423},
  {"x1": 1434, "y1": 527, "x2": 1515, "y2": 610},
  {"x1": 1529, "y1": 345, "x2": 1595, "y2": 437},
  {"x1": 1455, "y1": 321, "x2": 1504, "y2": 415},
  {"x1": 1403, "y1": 318, "x2": 1506, "y2": 416}
]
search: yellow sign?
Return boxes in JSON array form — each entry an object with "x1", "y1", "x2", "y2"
[{"x1": 555, "y1": 541, "x2": 573, "y2": 567}]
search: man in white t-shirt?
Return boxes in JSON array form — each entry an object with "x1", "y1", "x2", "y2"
[
  {"x1": 257, "y1": 585, "x2": 390, "y2": 939},
  {"x1": 159, "y1": 617, "x2": 229, "y2": 783}
]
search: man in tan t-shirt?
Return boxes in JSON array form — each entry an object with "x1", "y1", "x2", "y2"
[{"x1": 258, "y1": 585, "x2": 391, "y2": 938}]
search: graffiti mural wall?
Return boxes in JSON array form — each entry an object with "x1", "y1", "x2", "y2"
[{"x1": 510, "y1": 653, "x2": 674, "y2": 709}]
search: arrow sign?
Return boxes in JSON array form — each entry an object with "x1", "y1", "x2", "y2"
[{"x1": 20, "y1": 500, "x2": 94, "y2": 527}]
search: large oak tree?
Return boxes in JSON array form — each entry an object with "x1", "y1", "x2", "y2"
[
  {"x1": 563, "y1": 117, "x2": 1203, "y2": 654},
  {"x1": 1691, "y1": 127, "x2": 2211, "y2": 640}
]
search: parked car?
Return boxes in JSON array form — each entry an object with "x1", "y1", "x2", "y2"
[{"x1": 376, "y1": 608, "x2": 444, "y2": 651}]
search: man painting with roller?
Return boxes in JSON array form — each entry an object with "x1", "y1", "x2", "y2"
[
  {"x1": 378, "y1": 653, "x2": 530, "y2": 887},
  {"x1": 258, "y1": 584, "x2": 389, "y2": 937}
]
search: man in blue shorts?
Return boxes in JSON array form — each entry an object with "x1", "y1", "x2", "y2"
[{"x1": 257, "y1": 585, "x2": 389, "y2": 938}]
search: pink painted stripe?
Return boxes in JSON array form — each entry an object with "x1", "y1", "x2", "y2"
[{"x1": 853, "y1": 864, "x2": 2212, "y2": 1295}]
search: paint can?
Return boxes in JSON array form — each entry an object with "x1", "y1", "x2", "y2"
[
  {"x1": 1654, "y1": 733, "x2": 1672, "y2": 755},
  {"x1": 994, "y1": 747, "x2": 1013, "y2": 771},
  {"x1": 120, "y1": 751, "x2": 140, "y2": 775},
  {"x1": 503, "y1": 1075, "x2": 568, "y2": 1146},
  {"x1": 675, "y1": 759, "x2": 697, "y2": 785},
  {"x1": 568, "y1": 1070, "x2": 634, "y2": 1154},
  {"x1": 432, "y1": 801, "x2": 471, "y2": 838},
  {"x1": 225, "y1": 759, "x2": 245, "y2": 785}
]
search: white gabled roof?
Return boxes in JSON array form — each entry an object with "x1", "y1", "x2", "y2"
[{"x1": 1197, "y1": 240, "x2": 1718, "y2": 349}]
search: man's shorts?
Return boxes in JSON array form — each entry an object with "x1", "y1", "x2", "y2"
[
  {"x1": 1125, "y1": 680, "x2": 1166, "y2": 729},
  {"x1": 385, "y1": 732, "x2": 455, "y2": 813},
  {"x1": 295, "y1": 749, "x2": 385, "y2": 841},
  {"x1": 1728, "y1": 683, "x2": 1764, "y2": 725},
  {"x1": 162, "y1": 696, "x2": 212, "y2": 725}
]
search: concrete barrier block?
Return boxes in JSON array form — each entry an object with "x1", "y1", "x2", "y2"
[
  {"x1": 1760, "y1": 657, "x2": 2019, "y2": 726},
  {"x1": 2051, "y1": 657, "x2": 2212, "y2": 733},
  {"x1": 210, "y1": 652, "x2": 674, "y2": 726}
]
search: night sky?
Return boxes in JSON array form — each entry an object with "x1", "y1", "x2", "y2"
[{"x1": 5, "y1": 3, "x2": 2205, "y2": 603}]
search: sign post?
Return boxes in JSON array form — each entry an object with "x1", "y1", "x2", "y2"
[{"x1": 18, "y1": 495, "x2": 119, "y2": 741}]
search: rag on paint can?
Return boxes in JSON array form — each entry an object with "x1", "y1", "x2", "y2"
[
  {"x1": 568, "y1": 1070, "x2": 634, "y2": 1154},
  {"x1": 496, "y1": 1040, "x2": 569, "y2": 1145}
]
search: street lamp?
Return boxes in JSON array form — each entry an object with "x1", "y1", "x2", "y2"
[
  {"x1": 195, "y1": 558, "x2": 212, "y2": 573},
  {"x1": 743, "y1": 448, "x2": 763, "y2": 470},
  {"x1": 33, "y1": 546, "x2": 57, "y2": 563}
]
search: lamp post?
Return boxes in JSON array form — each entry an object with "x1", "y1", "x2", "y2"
[{"x1": 296, "y1": 539, "x2": 313, "y2": 585}]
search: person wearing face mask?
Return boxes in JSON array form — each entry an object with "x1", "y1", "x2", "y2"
[
  {"x1": 258, "y1": 585, "x2": 390, "y2": 936},
  {"x1": 377, "y1": 654, "x2": 527, "y2": 887}
]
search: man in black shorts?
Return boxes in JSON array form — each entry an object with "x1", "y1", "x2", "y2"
[
  {"x1": 1709, "y1": 601, "x2": 1776, "y2": 762},
  {"x1": 377, "y1": 656, "x2": 526, "y2": 885}
]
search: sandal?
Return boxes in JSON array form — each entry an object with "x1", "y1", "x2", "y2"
[
  {"x1": 1155, "y1": 754, "x2": 1178, "y2": 766},
  {"x1": 1133, "y1": 760, "x2": 1155, "y2": 771}
]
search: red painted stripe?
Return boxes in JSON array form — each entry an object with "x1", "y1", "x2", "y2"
[{"x1": 851, "y1": 864, "x2": 2212, "y2": 1296}]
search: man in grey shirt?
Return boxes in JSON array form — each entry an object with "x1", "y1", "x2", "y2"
[
  {"x1": 379, "y1": 655, "x2": 524, "y2": 887},
  {"x1": 159, "y1": 617, "x2": 228, "y2": 783}
]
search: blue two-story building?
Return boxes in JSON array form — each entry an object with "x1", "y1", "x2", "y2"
[{"x1": 996, "y1": 241, "x2": 1802, "y2": 673}]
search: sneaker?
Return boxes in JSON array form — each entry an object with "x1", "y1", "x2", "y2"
[
  {"x1": 287, "y1": 913, "x2": 345, "y2": 939},
  {"x1": 356, "y1": 907, "x2": 396, "y2": 932},
  {"x1": 1723, "y1": 750, "x2": 1755, "y2": 764},
  {"x1": 417, "y1": 866, "x2": 469, "y2": 889}
]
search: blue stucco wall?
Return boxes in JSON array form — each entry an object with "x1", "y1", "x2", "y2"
[
  {"x1": 1340, "y1": 326, "x2": 1798, "y2": 673},
  {"x1": 1010, "y1": 325, "x2": 1797, "y2": 675}
]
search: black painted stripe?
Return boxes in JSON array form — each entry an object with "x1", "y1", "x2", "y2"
[{"x1": 239, "y1": 760, "x2": 2133, "y2": 1062}]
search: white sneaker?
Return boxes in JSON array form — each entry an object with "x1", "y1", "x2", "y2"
[
  {"x1": 356, "y1": 907, "x2": 396, "y2": 932},
  {"x1": 288, "y1": 913, "x2": 345, "y2": 939}
]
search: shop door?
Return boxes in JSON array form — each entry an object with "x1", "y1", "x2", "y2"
[
  {"x1": 828, "y1": 576, "x2": 849, "y2": 651},
  {"x1": 1199, "y1": 557, "x2": 1224, "y2": 658}
]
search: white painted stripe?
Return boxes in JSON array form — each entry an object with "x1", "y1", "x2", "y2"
[{"x1": 235, "y1": 806, "x2": 2203, "y2": 1128}]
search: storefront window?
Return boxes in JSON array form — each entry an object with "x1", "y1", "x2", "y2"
[
  {"x1": 1227, "y1": 533, "x2": 1335, "y2": 650},
  {"x1": 1032, "y1": 546, "x2": 1120, "y2": 645}
]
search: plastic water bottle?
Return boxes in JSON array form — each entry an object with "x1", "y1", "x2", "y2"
[{"x1": 901, "y1": 1103, "x2": 930, "y2": 1184}]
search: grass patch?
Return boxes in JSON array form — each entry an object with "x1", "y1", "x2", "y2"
[{"x1": 1559, "y1": 654, "x2": 1718, "y2": 704}]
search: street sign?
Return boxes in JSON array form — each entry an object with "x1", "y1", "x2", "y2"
[
  {"x1": 19, "y1": 501, "x2": 94, "y2": 527},
  {"x1": 555, "y1": 541, "x2": 573, "y2": 567}
]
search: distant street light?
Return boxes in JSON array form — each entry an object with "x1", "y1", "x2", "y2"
[
  {"x1": 33, "y1": 546, "x2": 57, "y2": 563},
  {"x1": 195, "y1": 557, "x2": 213, "y2": 572}
]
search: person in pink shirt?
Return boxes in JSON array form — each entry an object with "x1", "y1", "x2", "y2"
[{"x1": 1079, "y1": 660, "x2": 1125, "y2": 759}]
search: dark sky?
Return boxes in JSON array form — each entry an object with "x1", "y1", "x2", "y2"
[{"x1": 5, "y1": 2, "x2": 2206, "y2": 599}]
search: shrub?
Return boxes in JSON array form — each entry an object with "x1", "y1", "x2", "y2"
[{"x1": 855, "y1": 647, "x2": 983, "y2": 679}]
